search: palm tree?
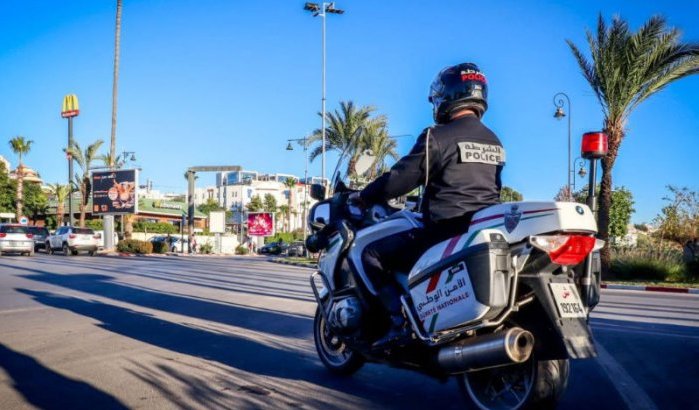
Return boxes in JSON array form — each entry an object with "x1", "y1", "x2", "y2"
[
  {"x1": 309, "y1": 101, "x2": 374, "y2": 178},
  {"x1": 100, "y1": 152, "x2": 122, "y2": 169},
  {"x1": 9, "y1": 136, "x2": 33, "y2": 219},
  {"x1": 283, "y1": 178, "x2": 298, "y2": 232},
  {"x1": 66, "y1": 140, "x2": 104, "y2": 227},
  {"x1": 362, "y1": 116, "x2": 399, "y2": 179},
  {"x1": 48, "y1": 183, "x2": 70, "y2": 227},
  {"x1": 567, "y1": 15, "x2": 699, "y2": 270}
]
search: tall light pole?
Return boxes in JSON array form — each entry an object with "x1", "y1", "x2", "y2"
[
  {"x1": 286, "y1": 136, "x2": 309, "y2": 256},
  {"x1": 304, "y1": 2, "x2": 344, "y2": 185},
  {"x1": 553, "y1": 92, "x2": 572, "y2": 200}
]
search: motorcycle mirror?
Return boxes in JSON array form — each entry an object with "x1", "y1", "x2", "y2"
[
  {"x1": 354, "y1": 150, "x2": 376, "y2": 176},
  {"x1": 309, "y1": 183, "x2": 326, "y2": 201}
]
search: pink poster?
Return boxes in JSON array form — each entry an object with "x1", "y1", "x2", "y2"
[{"x1": 247, "y1": 212, "x2": 274, "y2": 237}]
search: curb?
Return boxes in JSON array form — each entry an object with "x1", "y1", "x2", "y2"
[
  {"x1": 601, "y1": 283, "x2": 699, "y2": 294},
  {"x1": 269, "y1": 258, "x2": 318, "y2": 269}
]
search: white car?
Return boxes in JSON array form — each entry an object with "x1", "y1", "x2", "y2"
[
  {"x1": 0, "y1": 224, "x2": 35, "y2": 256},
  {"x1": 46, "y1": 226, "x2": 99, "y2": 256},
  {"x1": 94, "y1": 231, "x2": 119, "y2": 249}
]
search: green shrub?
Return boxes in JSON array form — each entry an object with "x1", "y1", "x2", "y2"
[
  {"x1": 610, "y1": 245, "x2": 685, "y2": 281},
  {"x1": 151, "y1": 241, "x2": 168, "y2": 254},
  {"x1": 133, "y1": 221, "x2": 178, "y2": 234},
  {"x1": 609, "y1": 257, "x2": 683, "y2": 281},
  {"x1": 199, "y1": 242, "x2": 213, "y2": 254},
  {"x1": 117, "y1": 239, "x2": 153, "y2": 254},
  {"x1": 86, "y1": 219, "x2": 103, "y2": 230},
  {"x1": 235, "y1": 245, "x2": 249, "y2": 255},
  {"x1": 264, "y1": 231, "x2": 303, "y2": 244}
]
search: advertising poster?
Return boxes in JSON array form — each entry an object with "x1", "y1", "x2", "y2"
[
  {"x1": 92, "y1": 169, "x2": 139, "y2": 215},
  {"x1": 247, "y1": 212, "x2": 274, "y2": 237}
]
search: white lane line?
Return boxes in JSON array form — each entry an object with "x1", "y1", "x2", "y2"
[{"x1": 595, "y1": 342, "x2": 659, "y2": 410}]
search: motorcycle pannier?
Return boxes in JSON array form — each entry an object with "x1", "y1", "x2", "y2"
[{"x1": 409, "y1": 233, "x2": 512, "y2": 333}]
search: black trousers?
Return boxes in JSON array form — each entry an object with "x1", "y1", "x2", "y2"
[{"x1": 361, "y1": 212, "x2": 475, "y2": 294}]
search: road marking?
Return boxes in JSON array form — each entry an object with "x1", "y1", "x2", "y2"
[{"x1": 595, "y1": 342, "x2": 658, "y2": 410}]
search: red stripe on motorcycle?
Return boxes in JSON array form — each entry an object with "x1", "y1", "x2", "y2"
[
  {"x1": 441, "y1": 235, "x2": 461, "y2": 258},
  {"x1": 425, "y1": 272, "x2": 442, "y2": 293}
]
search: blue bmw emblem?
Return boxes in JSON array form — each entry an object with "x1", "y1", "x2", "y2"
[{"x1": 575, "y1": 206, "x2": 585, "y2": 215}]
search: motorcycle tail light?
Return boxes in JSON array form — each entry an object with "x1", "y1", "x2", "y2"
[
  {"x1": 69, "y1": 234, "x2": 76, "y2": 239},
  {"x1": 529, "y1": 235, "x2": 596, "y2": 266}
]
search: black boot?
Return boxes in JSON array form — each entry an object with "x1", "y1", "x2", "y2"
[{"x1": 372, "y1": 284, "x2": 410, "y2": 349}]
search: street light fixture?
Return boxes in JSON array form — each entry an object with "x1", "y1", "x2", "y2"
[
  {"x1": 304, "y1": 2, "x2": 344, "y2": 186},
  {"x1": 286, "y1": 136, "x2": 310, "y2": 256},
  {"x1": 570, "y1": 157, "x2": 587, "y2": 194},
  {"x1": 552, "y1": 92, "x2": 572, "y2": 200}
]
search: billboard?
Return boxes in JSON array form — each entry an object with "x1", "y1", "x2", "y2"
[
  {"x1": 209, "y1": 211, "x2": 226, "y2": 234},
  {"x1": 247, "y1": 212, "x2": 274, "y2": 237},
  {"x1": 92, "y1": 169, "x2": 139, "y2": 215}
]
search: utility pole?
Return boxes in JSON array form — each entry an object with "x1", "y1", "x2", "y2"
[{"x1": 304, "y1": 2, "x2": 344, "y2": 184}]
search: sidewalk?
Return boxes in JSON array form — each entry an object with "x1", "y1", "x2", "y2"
[{"x1": 601, "y1": 283, "x2": 699, "y2": 294}]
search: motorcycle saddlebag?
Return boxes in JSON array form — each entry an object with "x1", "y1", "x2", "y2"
[{"x1": 408, "y1": 233, "x2": 512, "y2": 334}]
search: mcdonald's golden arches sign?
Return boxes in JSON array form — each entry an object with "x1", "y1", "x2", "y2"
[{"x1": 61, "y1": 94, "x2": 79, "y2": 118}]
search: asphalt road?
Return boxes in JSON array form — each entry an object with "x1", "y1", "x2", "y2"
[{"x1": 0, "y1": 254, "x2": 697, "y2": 409}]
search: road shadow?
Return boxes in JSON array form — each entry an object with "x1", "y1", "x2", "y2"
[
  {"x1": 14, "y1": 268, "x2": 311, "y2": 339},
  {"x1": 0, "y1": 342, "x2": 128, "y2": 410},
  {"x1": 14, "y1": 288, "x2": 399, "y2": 408},
  {"x1": 20, "y1": 258, "x2": 315, "y2": 303}
]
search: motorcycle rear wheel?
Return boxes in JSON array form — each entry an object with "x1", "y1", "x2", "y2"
[
  {"x1": 457, "y1": 357, "x2": 569, "y2": 410},
  {"x1": 313, "y1": 306, "x2": 365, "y2": 376}
]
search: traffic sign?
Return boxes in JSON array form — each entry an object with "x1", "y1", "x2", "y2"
[{"x1": 19, "y1": 216, "x2": 28, "y2": 225}]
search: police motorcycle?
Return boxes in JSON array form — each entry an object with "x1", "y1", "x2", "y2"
[{"x1": 306, "y1": 133, "x2": 608, "y2": 409}]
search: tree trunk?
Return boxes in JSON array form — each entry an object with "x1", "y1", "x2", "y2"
[
  {"x1": 16, "y1": 171, "x2": 23, "y2": 219},
  {"x1": 78, "y1": 203, "x2": 86, "y2": 227},
  {"x1": 78, "y1": 181, "x2": 87, "y2": 227},
  {"x1": 124, "y1": 214, "x2": 134, "y2": 239},
  {"x1": 110, "y1": 0, "x2": 123, "y2": 163},
  {"x1": 598, "y1": 122, "x2": 624, "y2": 274},
  {"x1": 57, "y1": 204, "x2": 64, "y2": 227}
]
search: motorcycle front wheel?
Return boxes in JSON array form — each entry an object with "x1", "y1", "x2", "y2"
[
  {"x1": 313, "y1": 306, "x2": 365, "y2": 376},
  {"x1": 457, "y1": 357, "x2": 569, "y2": 410}
]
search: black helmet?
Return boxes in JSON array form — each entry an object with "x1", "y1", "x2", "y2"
[{"x1": 428, "y1": 62, "x2": 488, "y2": 123}]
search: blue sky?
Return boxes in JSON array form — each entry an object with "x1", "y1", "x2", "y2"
[{"x1": 0, "y1": 0, "x2": 697, "y2": 223}]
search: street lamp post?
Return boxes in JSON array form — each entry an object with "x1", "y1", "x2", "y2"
[
  {"x1": 553, "y1": 92, "x2": 572, "y2": 200},
  {"x1": 120, "y1": 151, "x2": 136, "y2": 168},
  {"x1": 304, "y1": 2, "x2": 344, "y2": 185},
  {"x1": 571, "y1": 157, "x2": 587, "y2": 194},
  {"x1": 286, "y1": 136, "x2": 310, "y2": 256}
]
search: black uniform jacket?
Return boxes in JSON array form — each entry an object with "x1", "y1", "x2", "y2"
[{"x1": 360, "y1": 115, "x2": 505, "y2": 230}]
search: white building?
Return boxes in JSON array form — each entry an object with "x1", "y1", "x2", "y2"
[{"x1": 193, "y1": 169, "x2": 316, "y2": 233}]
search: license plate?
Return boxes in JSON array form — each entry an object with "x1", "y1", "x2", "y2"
[{"x1": 549, "y1": 283, "x2": 586, "y2": 318}]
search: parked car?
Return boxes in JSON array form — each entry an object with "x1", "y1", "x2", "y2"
[
  {"x1": 151, "y1": 236, "x2": 189, "y2": 252},
  {"x1": 27, "y1": 226, "x2": 50, "y2": 252},
  {"x1": 46, "y1": 226, "x2": 99, "y2": 256},
  {"x1": 259, "y1": 241, "x2": 289, "y2": 255},
  {"x1": 94, "y1": 231, "x2": 119, "y2": 249},
  {"x1": 0, "y1": 224, "x2": 34, "y2": 256},
  {"x1": 286, "y1": 241, "x2": 306, "y2": 257}
]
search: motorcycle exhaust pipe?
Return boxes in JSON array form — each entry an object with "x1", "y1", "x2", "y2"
[{"x1": 437, "y1": 327, "x2": 534, "y2": 373}]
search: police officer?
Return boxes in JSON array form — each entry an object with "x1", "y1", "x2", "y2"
[{"x1": 352, "y1": 62, "x2": 505, "y2": 347}]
